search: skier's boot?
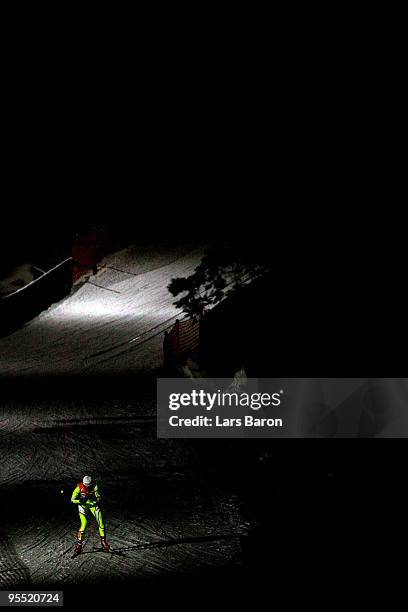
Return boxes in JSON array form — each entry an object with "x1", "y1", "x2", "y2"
[
  {"x1": 74, "y1": 542, "x2": 82, "y2": 556},
  {"x1": 101, "y1": 537, "x2": 110, "y2": 552}
]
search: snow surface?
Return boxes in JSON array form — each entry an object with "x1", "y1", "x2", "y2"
[
  {"x1": 0, "y1": 394, "x2": 242, "y2": 587},
  {"x1": 0, "y1": 244, "x2": 204, "y2": 376}
]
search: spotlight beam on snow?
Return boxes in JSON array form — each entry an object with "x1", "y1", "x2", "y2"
[{"x1": 0, "y1": 247, "x2": 204, "y2": 376}]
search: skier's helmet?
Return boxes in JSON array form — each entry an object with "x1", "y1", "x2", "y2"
[{"x1": 83, "y1": 475, "x2": 92, "y2": 487}]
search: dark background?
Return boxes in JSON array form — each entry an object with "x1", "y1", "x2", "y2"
[{"x1": 0, "y1": 11, "x2": 404, "y2": 606}]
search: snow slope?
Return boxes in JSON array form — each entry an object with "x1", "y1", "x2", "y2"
[{"x1": 0, "y1": 244, "x2": 204, "y2": 376}]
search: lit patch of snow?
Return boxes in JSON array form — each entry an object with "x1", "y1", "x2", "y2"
[{"x1": 0, "y1": 245, "x2": 205, "y2": 376}]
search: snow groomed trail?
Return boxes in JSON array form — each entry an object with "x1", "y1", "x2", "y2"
[{"x1": 0, "y1": 244, "x2": 243, "y2": 595}]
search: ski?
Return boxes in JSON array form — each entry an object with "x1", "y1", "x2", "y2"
[
  {"x1": 106, "y1": 549, "x2": 125, "y2": 557},
  {"x1": 70, "y1": 546, "x2": 122, "y2": 558}
]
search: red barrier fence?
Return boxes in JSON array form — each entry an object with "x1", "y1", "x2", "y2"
[
  {"x1": 163, "y1": 317, "x2": 200, "y2": 368},
  {"x1": 72, "y1": 227, "x2": 112, "y2": 282}
]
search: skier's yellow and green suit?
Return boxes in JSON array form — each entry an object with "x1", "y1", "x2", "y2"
[{"x1": 71, "y1": 482, "x2": 105, "y2": 542}]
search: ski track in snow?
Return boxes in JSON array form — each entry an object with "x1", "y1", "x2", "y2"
[{"x1": 0, "y1": 244, "x2": 242, "y2": 587}]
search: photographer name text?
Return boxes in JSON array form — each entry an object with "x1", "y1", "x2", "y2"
[{"x1": 168, "y1": 415, "x2": 283, "y2": 428}]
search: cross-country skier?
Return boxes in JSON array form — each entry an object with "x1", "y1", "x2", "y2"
[{"x1": 71, "y1": 475, "x2": 110, "y2": 555}]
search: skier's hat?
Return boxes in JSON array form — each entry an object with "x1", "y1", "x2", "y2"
[{"x1": 83, "y1": 475, "x2": 92, "y2": 486}]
